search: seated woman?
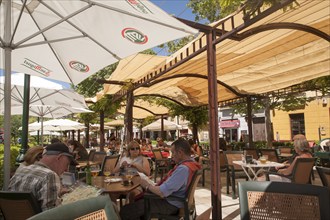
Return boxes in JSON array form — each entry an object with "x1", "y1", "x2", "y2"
[
  {"x1": 140, "y1": 138, "x2": 151, "y2": 151},
  {"x1": 259, "y1": 138, "x2": 312, "y2": 182},
  {"x1": 113, "y1": 141, "x2": 151, "y2": 203},
  {"x1": 67, "y1": 140, "x2": 89, "y2": 161},
  {"x1": 16, "y1": 146, "x2": 44, "y2": 172}
]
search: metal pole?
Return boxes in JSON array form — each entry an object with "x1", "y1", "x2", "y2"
[
  {"x1": 247, "y1": 96, "x2": 254, "y2": 147},
  {"x1": 206, "y1": 31, "x2": 221, "y2": 219},
  {"x1": 17, "y1": 74, "x2": 31, "y2": 163},
  {"x1": 3, "y1": 0, "x2": 12, "y2": 190}
]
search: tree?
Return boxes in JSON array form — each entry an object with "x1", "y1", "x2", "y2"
[
  {"x1": 74, "y1": 63, "x2": 118, "y2": 98},
  {"x1": 187, "y1": 0, "x2": 297, "y2": 23},
  {"x1": 91, "y1": 95, "x2": 121, "y2": 151},
  {"x1": 140, "y1": 97, "x2": 208, "y2": 143}
]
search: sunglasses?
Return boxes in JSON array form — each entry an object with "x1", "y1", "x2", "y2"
[{"x1": 130, "y1": 147, "x2": 140, "y2": 151}]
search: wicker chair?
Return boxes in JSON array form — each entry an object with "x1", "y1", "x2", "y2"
[
  {"x1": 100, "y1": 155, "x2": 119, "y2": 175},
  {"x1": 265, "y1": 157, "x2": 316, "y2": 184},
  {"x1": 258, "y1": 149, "x2": 280, "y2": 162},
  {"x1": 91, "y1": 151, "x2": 107, "y2": 164},
  {"x1": 238, "y1": 181, "x2": 330, "y2": 220},
  {"x1": 0, "y1": 191, "x2": 42, "y2": 220},
  {"x1": 87, "y1": 149, "x2": 96, "y2": 161},
  {"x1": 201, "y1": 150, "x2": 227, "y2": 187},
  {"x1": 152, "y1": 149, "x2": 171, "y2": 182},
  {"x1": 224, "y1": 151, "x2": 249, "y2": 199},
  {"x1": 144, "y1": 170, "x2": 201, "y2": 220},
  {"x1": 242, "y1": 147, "x2": 259, "y2": 160},
  {"x1": 316, "y1": 166, "x2": 330, "y2": 189},
  {"x1": 27, "y1": 195, "x2": 119, "y2": 220}
]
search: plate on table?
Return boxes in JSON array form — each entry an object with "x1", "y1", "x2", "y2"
[{"x1": 104, "y1": 177, "x2": 122, "y2": 183}]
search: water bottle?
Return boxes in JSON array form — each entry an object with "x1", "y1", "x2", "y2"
[{"x1": 85, "y1": 162, "x2": 92, "y2": 185}]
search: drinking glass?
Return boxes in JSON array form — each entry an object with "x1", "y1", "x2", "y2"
[
  {"x1": 91, "y1": 166, "x2": 100, "y2": 179},
  {"x1": 103, "y1": 168, "x2": 111, "y2": 179},
  {"x1": 126, "y1": 171, "x2": 134, "y2": 185}
]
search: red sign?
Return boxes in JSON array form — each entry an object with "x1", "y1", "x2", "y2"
[{"x1": 220, "y1": 120, "x2": 240, "y2": 128}]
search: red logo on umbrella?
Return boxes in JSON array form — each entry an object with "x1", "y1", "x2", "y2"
[
  {"x1": 122, "y1": 28, "x2": 148, "y2": 44},
  {"x1": 69, "y1": 61, "x2": 90, "y2": 73}
]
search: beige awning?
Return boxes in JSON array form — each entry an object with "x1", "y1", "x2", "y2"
[
  {"x1": 127, "y1": 0, "x2": 329, "y2": 106},
  {"x1": 104, "y1": 119, "x2": 139, "y2": 126},
  {"x1": 117, "y1": 99, "x2": 169, "y2": 119},
  {"x1": 102, "y1": 53, "x2": 168, "y2": 95}
]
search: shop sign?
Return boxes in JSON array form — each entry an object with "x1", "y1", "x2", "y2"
[{"x1": 220, "y1": 120, "x2": 240, "y2": 128}]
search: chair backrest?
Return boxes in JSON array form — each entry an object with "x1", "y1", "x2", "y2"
[
  {"x1": 243, "y1": 148, "x2": 259, "y2": 160},
  {"x1": 178, "y1": 170, "x2": 202, "y2": 218},
  {"x1": 224, "y1": 151, "x2": 243, "y2": 170},
  {"x1": 278, "y1": 146, "x2": 292, "y2": 154},
  {"x1": 101, "y1": 155, "x2": 119, "y2": 174},
  {"x1": 27, "y1": 195, "x2": 119, "y2": 220},
  {"x1": 88, "y1": 149, "x2": 96, "y2": 161},
  {"x1": 152, "y1": 149, "x2": 164, "y2": 160},
  {"x1": 258, "y1": 149, "x2": 280, "y2": 162},
  {"x1": 91, "y1": 151, "x2": 107, "y2": 164},
  {"x1": 291, "y1": 157, "x2": 316, "y2": 184},
  {"x1": 316, "y1": 166, "x2": 330, "y2": 189},
  {"x1": 238, "y1": 181, "x2": 330, "y2": 220},
  {"x1": 0, "y1": 191, "x2": 42, "y2": 220},
  {"x1": 219, "y1": 150, "x2": 227, "y2": 170}
]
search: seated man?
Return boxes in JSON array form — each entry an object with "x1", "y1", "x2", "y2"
[
  {"x1": 155, "y1": 137, "x2": 170, "y2": 152},
  {"x1": 120, "y1": 139, "x2": 201, "y2": 220},
  {"x1": 8, "y1": 143, "x2": 77, "y2": 211}
]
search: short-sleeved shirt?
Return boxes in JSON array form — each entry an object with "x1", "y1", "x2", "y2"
[
  {"x1": 118, "y1": 155, "x2": 145, "y2": 175},
  {"x1": 8, "y1": 162, "x2": 61, "y2": 211},
  {"x1": 159, "y1": 161, "x2": 192, "y2": 208}
]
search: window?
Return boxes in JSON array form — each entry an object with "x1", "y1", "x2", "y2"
[{"x1": 290, "y1": 113, "x2": 305, "y2": 138}]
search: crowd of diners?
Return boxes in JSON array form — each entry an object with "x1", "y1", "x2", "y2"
[{"x1": 7, "y1": 133, "x2": 314, "y2": 219}]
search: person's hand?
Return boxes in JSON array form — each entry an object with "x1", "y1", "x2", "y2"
[{"x1": 121, "y1": 161, "x2": 128, "y2": 168}]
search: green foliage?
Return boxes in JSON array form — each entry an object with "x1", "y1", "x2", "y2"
[
  {"x1": 0, "y1": 144, "x2": 20, "y2": 189},
  {"x1": 91, "y1": 95, "x2": 121, "y2": 117},
  {"x1": 187, "y1": 0, "x2": 299, "y2": 23},
  {"x1": 74, "y1": 63, "x2": 118, "y2": 98},
  {"x1": 0, "y1": 115, "x2": 24, "y2": 144}
]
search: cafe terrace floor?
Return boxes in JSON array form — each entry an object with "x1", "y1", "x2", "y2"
[{"x1": 193, "y1": 169, "x2": 323, "y2": 220}]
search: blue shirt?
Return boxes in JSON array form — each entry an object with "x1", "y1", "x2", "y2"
[{"x1": 159, "y1": 160, "x2": 192, "y2": 208}]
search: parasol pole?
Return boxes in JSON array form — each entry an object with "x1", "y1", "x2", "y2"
[
  {"x1": 16, "y1": 74, "x2": 31, "y2": 163},
  {"x1": 3, "y1": 0, "x2": 12, "y2": 190}
]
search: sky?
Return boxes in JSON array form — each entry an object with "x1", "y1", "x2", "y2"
[{"x1": 150, "y1": 0, "x2": 195, "y2": 20}]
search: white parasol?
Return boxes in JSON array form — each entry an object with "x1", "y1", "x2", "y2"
[{"x1": 0, "y1": 0, "x2": 198, "y2": 188}]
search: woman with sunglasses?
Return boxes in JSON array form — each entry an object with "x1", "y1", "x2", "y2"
[
  {"x1": 113, "y1": 141, "x2": 151, "y2": 176},
  {"x1": 113, "y1": 141, "x2": 151, "y2": 203}
]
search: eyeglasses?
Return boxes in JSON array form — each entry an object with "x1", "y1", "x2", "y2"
[{"x1": 130, "y1": 147, "x2": 140, "y2": 151}]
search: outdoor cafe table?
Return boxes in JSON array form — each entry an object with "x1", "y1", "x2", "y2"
[
  {"x1": 76, "y1": 161, "x2": 101, "y2": 169},
  {"x1": 233, "y1": 160, "x2": 284, "y2": 181},
  {"x1": 91, "y1": 176, "x2": 140, "y2": 203}
]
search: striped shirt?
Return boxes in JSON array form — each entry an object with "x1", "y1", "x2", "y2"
[{"x1": 8, "y1": 162, "x2": 61, "y2": 211}]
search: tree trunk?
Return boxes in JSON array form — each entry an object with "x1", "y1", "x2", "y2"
[
  {"x1": 85, "y1": 121, "x2": 90, "y2": 148},
  {"x1": 264, "y1": 98, "x2": 273, "y2": 148},
  {"x1": 192, "y1": 124, "x2": 199, "y2": 144},
  {"x1": 99, "y1": 110, "x2": 105, "y2": 151}
]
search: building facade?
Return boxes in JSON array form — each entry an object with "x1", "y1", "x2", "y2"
[{"x1": 271, "y1": 96, "x2": 330, "y2": 142}]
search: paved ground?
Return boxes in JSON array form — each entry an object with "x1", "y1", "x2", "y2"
[{"x1": 194, "y1": 169, "x2": 323, "y2": 220}]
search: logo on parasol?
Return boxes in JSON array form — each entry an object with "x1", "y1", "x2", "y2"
[
  {"x1": 22, "y1": 58, "x2": 51, "y2": 77},
  {"x1": 126, "y1": 0, "x2": 152, "y2": 14},
  {"x1": 69, "y1": 61, "x2": 90, "y2": 72},
  {"x1": 122, "y1": 28, "x2": 148, "y2": 44}
]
